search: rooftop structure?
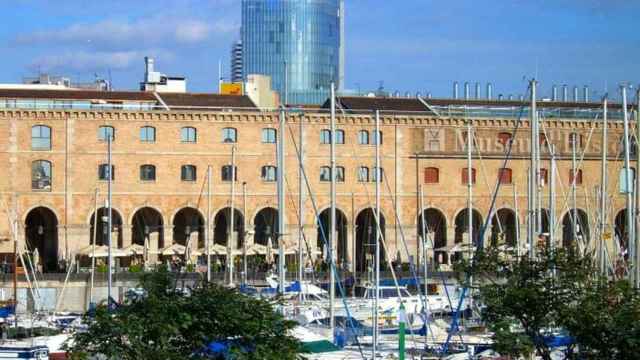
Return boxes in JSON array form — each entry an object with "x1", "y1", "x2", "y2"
[{"x1": 140, "y1": 57, "x2": 187, "y2": 93}]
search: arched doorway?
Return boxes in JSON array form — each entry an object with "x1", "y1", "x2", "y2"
[
  {"x1": 89, "y1": 207, "x2": 123, "y2": 248},
  {"x1": 355, "y1": 208, "x2": 385, "y2": 273},
  {"x1": 316, "y1": 208, "x2": 348, "y2": 265},
  {"x1": 562, "y1": 209, "x2": 590, "y2": 248},
  {"x1": 214, "y1": 208, "x2": 245, "y2": 249},
  {"x1": 417, "y1": 208, "x2": 447, "y2": 264},
  {"x1": 131, "y1": 207, "x2": 164, "y2": 249},
  {"x1": 173, "y1": 208, "x2": 204, "y2": 248},
  {"x1": 454, "y1": 209, "x2": 483, "y2": 245},
  {"x1": 615, "y1": 209, "x2": 629, "y2": 256},
  {"x1": 254, "y1": 207, "x2": 279, "y2": 247},
  {"x1": 490, "y1": 208, "x2": 518, "y2": 247},
  {"x1": 25, "y1": 207, "x2": 58, "y2": 272}
]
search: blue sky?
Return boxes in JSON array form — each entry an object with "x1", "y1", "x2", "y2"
[{"x1": 2, "y1": 0, "x2": 638, "y2": 99}]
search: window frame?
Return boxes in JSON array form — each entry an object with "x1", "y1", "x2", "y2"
[
  {"x1": 373, "y1": 130, "x2": 383, "y2": 145},
  {"x1": 98, "y1": 164, "x2": 115, "y2": 181},
  {"x1": 181, "y1": 165, "x2": 197, "y2": 182},
  {"x1": 461, "y1": 167, "x2": 477, "y2": 185},
  {"x1": 335, "y1": 130, "x2": 345, "y2": 144},
  {"x1": 31, "y1": 160, "x2": 52, "y2": 191},
  {"x1": 319, "y1": 166, "x2": 331, "y2": 182},
  {"x1": 140, "y1": 126, "x2": 156, "y2": 143},
  {"x1": 570, "y1": 169, "x2": 583, "y2": 185},
  {"x1": 221, "y1": 165, "x2": 238, "y2": 181},
  {"x1": 424, "y1": 167, "x2": 440, "y2": 184},
  {"x1": 336, "y1": 166, "x2": 345, "y2": 182},
  {"x1": 98, "y1": 126, "x2": 115, "y2": 142},
  {"x1": 180, "y1": 126, "x2": 197, "y2": 143},
  {"x1": 320, "y1": 129, "x2": 331, "y2": 144},
  {"x1": 261, "y1": 128, "x2": 277, "y2": 144},
  {"x1": 222, "y1": 127, "x2": 237, "y2": 143},
  {"x1": 140, "y1": 164, "x2": 156, "y2": 182},
  {"x1": 31, "y1": 125, "x2": 52, "y2": 150},
  {"x1": 261, "y1": 165, "x2": 277, "y2": 182},
  {"x1": 358, "y1": 130, "x2": 370, "y2": 145},
  {"x1": 372, "y1": 167, "x2": 384, "y2": 182},
  {"x1": 498, "y1": 167, "x2": 513, "y2": 184},
  {"x1": 357, "y1": 166, "x2": 370, "y2": 182}
]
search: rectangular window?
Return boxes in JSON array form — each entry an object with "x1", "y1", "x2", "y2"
[
  {"x1": 261, "y1": 166, "x2": 277, "y2": 182},
  {"x1": 462, "y1": 168, "x2": 476, "y2": 185},
  {"x1": 98, "y1": 126, "x2": 114, "y2": 141},
  {"x1": 140, "y1": 165, "x2": 156, "y2": 181},
  {"x1": 222, "y1": 165, "x2": 238, "y2": 181},
  {"x1": 140, "y1": 126, "x2": 156, "y2": 143},
  {"x1": 424, "y1": 167, "x2": 439, "y2": 184},
  {"x1": 31, "y1": 160, "x2": 52, "y2": 191},
  {"x1": 372, "y1": 167, "x2": 384, "y2": 182},
  {"x1": 570, "y1": 169, "x2": 583, "y2": 185},
  {"x1": 499, "y1": 168, "x2": 512, "y2": 184},
  {"x1": 98, "y1": 164, "x2": 114, "y2": 181},
  {"x1": 261, "y1": 128, "x2": 277, "y2": 143},
  {"x1": 181, "y1": 165, "x2": 197, "y2": 182},
  {"x1": 357, "y1": 167, "x2": 369, "y2": 182}
]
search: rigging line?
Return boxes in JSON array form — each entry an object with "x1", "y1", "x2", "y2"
[
  {"x1": 381, "y1": 170, "x2": 439, "y2": 344},
  {"x1": 442, "y1": 83, "x2": 531, "y2": 355},
  {"x1": 339, "y1": 113, "x2": 430, "y2": 346},
  {"x1": 285, "y1": 119, "x2": 365, "y2": 358},
  {"x1": 282, "y1": 168, "x2": 318, "y2": 284}
]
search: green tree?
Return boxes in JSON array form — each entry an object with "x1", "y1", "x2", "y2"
[{"x1": 65, "y1": 270, "x2": 300, "y2": 360}]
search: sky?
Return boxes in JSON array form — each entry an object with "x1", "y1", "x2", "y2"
[{"x1": 1, "y1": 0, "x2": 639, "y2": 100}]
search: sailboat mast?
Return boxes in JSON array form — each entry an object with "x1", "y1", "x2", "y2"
[
  {"x1": 419, "y1": 184, "x2": 428, "y2": 347},
  {"x1": 550, "y1": 145, "x2": 556, "y2": 251},
  {"x1": 599, "y1": 98, "x2": 608, "y2": 275},
  {"x1": 107, "y1": 133, "x2": 113, "y2": 307},
  {"x1": 467, "y1": 120, "x2": 473, "y2": 253},
  {"x1": 636, "y1": 92, "x2": 640, "y2": 287},
  {"x1": 206, "y1": 165, "x2": 212, "y2": 283},
  {"x1": 242, "y1": 181, "x2": 248, "y2": 285},
  {"x1": 90, "y1": 188, "x2": 98, "y2": 305},
  {"x1": 277, "y1": 109, "x2": 286, "y2": 295},
  {"x1": 529, "y1": 80, "x2": 537, "y2": 258},
  {"x1": 373, "y1": 109, "x2": 381, "y2": 357},
  {"x1": 329, "y1": 83, "x2": 336, "y2": 333},
  {"x1": 229, "y1": 146, "x2": 236, "y2": 286},
  {"x1": 298, "y1": 113, "x2": 304, "y2": 301},
  {"x1": 622, "y1": 86, "x2": 634, "y2": 281}
]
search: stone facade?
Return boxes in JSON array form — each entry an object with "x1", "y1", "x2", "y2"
[{"x1": 0, "y1": 107, "x2": 632, "y2": 273}]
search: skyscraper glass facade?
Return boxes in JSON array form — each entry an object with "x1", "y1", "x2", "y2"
[{"x1": 242, "y1": 0, "x2": 343, "y2": 105}]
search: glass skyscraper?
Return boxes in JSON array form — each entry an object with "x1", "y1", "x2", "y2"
[{"x1": 241, "y1": 0, "x2": 344, "y2": 105}]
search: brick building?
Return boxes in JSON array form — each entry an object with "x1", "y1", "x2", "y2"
[{"x1": 0, "y1": 88, "x2": 636, "y2": 276}]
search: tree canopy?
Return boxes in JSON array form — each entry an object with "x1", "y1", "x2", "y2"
[
  {"x1": 457, "y1": 247, "x2": 640, "y2": 360},
  {"x1": 65, "y1": 271, "x2": 300, "y2": 360}
]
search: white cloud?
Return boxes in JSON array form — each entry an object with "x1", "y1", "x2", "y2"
[
  {"x1": 14, "y1": 16, "x2": 238, "y2": 48},
  {"x1": 29, "y1": 49, "x2": 174, "y2": 72}
]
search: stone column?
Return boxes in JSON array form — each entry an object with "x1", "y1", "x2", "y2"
[
  {"x1": 148, "y1": 232, "x2": 160, "y2": 264},
  {"x1": 121, "y1": 225, "x2": 132, "y2": 249}
]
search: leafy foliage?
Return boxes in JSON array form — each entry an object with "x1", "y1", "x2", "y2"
[
  {"x1": 458, "y1": 247, "x2": 640, "y2": 360},
  {"x1": 65, "y1": 270, "x2": 300, "y2": 360}
]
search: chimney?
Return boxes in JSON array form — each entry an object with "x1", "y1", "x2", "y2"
[
  {"x1": 427, "y1": 92, "x2": 432, "y2": 99},
  {"x1": 573, "y1": 86, "x2": 579, "y2": 102},
  {"x1": 144, "y1": 57, "x2": 154, "y2": 82},
  {"x1": 562, "y1": 84, "x2": 568, "y2": 102},
  {"x1": 583, "y1": 85, "x2": 589, "y2": 103},
  {"x1": 486, "y1": 83, "x2": 493, "y2": 100},
  {"x1": 552, "y1": 85, "x2": 558, "y2": 101},
  {"x1": 508, "y1": 94, "x2": 514, "y2": 100},
  {"x1": 464, "y1": 82, "x2": 470, "y2": 100},
  {"x1": 475, "y1": 82, "x2": 481, "y2": 99},
  {"x1": 498, "y1": 94, "x2": 503, "y2": 100},
  {"x1": 453, "y1": 81, "x2": 459, "y2": 99}
]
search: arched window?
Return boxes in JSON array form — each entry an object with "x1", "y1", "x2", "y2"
[
  {"x1": 261, "y1": 128, "x2": 277, "y2": 143},
  {"x1": 424, "y1": 167, "x2": 439, "y2": 184},
  {"x1": 357, "y1": 166, "x2": 369, "y2": 182},
  {"x1": 320, "y1": 129, "x2": 331, "y2": 144},
  {"x1": 336, "y1": 166, "x2": 345, "y2": 182},
  {"x1": 221, "y1": 165, "x2": 237, "y2": 181},
  {"x1": 319, "y1": 166, "x2": 331, "y2": 181},
  {"x1": 261, "y1": 165, "x2": 277, "y2": 182},
  {"x1": 497, "y1": 132, "x2": 512, "y2": 146},
  {"x1": 181, "y1": 165, "x2": 197, "y2": 182},
  {"x1": 140, "y1": 126, "x2": 156, "y2": 143},
  {"x1": 98, "y1": 164, "x2": 114, "y2": 181},
  {"x1": 140, "y1": 164, "x2": 156, "y2": 181},
  {"x1": 335, "y1": 130, "x2": 345, "y2": 144},
  {"x1": 462, "y1": 167, "x2": 476, "y2": 184},
  {"x1": 358, "y1": 130, "x2": 369, "y2": 145},
  {"x1": 373, "y1": 130, "x2": 383, "y2": 145},
  {"x1": 31, "y1": 125, "x2": 51, "y2": 150},
  {"x1": 98, "y1": 126, "x2": 114, "y2": 141},
  {"x1": 222, "y1": 127, "x2": 237, "y2": 143},
  {"x1": 181, "y1": 127, "x2": 197, "y2": 143},
  {"x1": 570, "y1": 169, "x2": 583, "y2": 185},
  {"x1": 499, "y1": 168, "x2": 512, "y2": 184},
  {"x1": 31, "y1": 160, "x2": 52, "y2": 190}
]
